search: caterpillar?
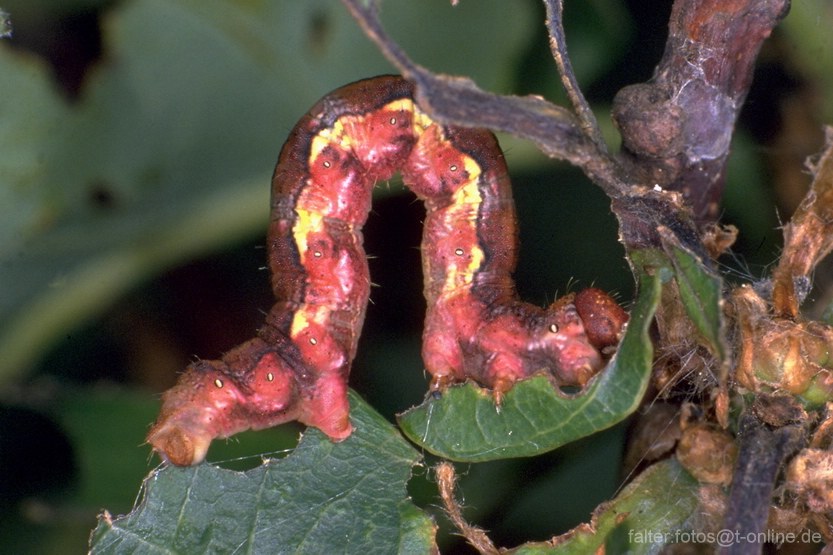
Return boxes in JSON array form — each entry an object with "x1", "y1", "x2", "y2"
[{"x1": 147, "y1": 76, "x2": 627, "y2": 466}]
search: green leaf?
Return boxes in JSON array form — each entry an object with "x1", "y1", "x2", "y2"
[
  {"x1": 659, "y1": 227, "x2": 727, "y2": 365},
  {"x1": 396, "y1": 255, "x2": 663, "y2": 462},
  {"x1": 0, "y1": 0, "x2": 536, "y2": 381},
  {"x1": 89, "y1": 392, "x2": 436, "y2": 554},
  {"x1": 509, "y1": 459, "x2": 700, "y2": 554}
]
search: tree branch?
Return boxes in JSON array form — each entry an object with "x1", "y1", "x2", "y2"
[
  {"x1": 719, "y1": 412, "x2": 805, "y2": 555},
  {"x1": 339, "y1": 0, "x2": 787, "y2": 258},
  {"x1": 612, "y1": 0, "x2": 791, "y2": 223}
]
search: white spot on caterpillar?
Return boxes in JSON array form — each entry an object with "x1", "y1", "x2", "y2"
[
  {"x1": 323, "y1": 161, "x2": 331, "y2": 169},
  {"x1": 309, "y1": 337, "x2": 318, "y2": 345},
  {"x1": 214, "y1": 378, "x2": 224, "y2": 388},
  {"x1": 549, "y1": 324, "x2": 559, "y2": 333},
  {"x1": 266, "y1": 372, "x2": 274, "y2": 382},
  {"x1": 449, "y1": 164, "x2": 458, "y2": 172},
  {"x1": 454, "y1": 248, "x2": 464, "y2": 256}
]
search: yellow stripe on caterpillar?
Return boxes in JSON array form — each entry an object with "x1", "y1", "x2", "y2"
[
  {"x1": 309, "y1": 119, "x2": 354, "y2": 165},
  {"x1": 442, "y1": 169, "x2": 485, "y2": 294},
  {"x1": 292, "y1": 208, "x2": 324, "y2": 261}
]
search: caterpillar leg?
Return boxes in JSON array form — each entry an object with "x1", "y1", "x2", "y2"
[{"x1": 296, "y1": 369, "x2": 353, "y2": 440}]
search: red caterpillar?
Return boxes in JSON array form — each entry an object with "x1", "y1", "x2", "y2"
[{"x1": 148, "y1": 76, "x2": 627, "y2": 466}]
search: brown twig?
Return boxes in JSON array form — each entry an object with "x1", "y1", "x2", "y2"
[
  {"x1": 435, "y1": 462, "x2": 500, "y2": 555},
  {"x1": 543, "y1": 0, "x2": 606, "y2": 151},
  {"x1": 719, "y1": 413, "x2": 806, "y2": 555}
]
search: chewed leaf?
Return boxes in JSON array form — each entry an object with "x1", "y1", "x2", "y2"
[
  {"x1": 90, "y1": 392, "x2": 436, "y2": 554},
  {"x1": 510, "y1": 459, "x2": 699, "y2": 554},
  {"x1": 397, "y1": 255, "x2": 663, "y2": 462}
]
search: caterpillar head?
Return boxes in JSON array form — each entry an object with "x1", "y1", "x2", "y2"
[{"x1": 536, "y1": 288, "x2": 628, "y2": 387}]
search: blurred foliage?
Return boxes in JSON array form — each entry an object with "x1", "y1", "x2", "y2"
[{"x1": 1, "y1": 0, "x2": 832, "y2": 553}]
